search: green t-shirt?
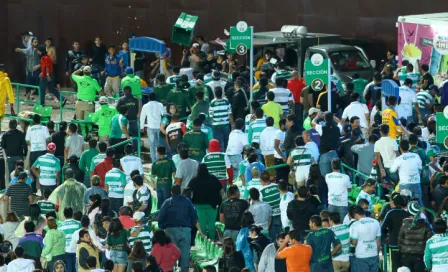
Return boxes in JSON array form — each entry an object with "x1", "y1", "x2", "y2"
[
  {"x1": 259, "y1": 184, "x2": 281, "y2": 216},
  {"x1": 189, "y1": 100, "x2": 210, "y2": 124},
  {"x1": 153, "y1": 83, "x2": 173, "y2": 105},
  {"x1": 151, "y1": 157, "x2": 176, "y2": 188},
  {"x1": 90, "y1": 153, "x2": 106, "y2": 172},
  {"x1": 37, "y1": 200, "x2": 55, "y2": 216},
  {"x1": 303, "y1": 117, "x2": 312, "y2": 130},
  {"x1": 105, "y1": 168, "x2": 127, "y2": 198},
  {"x1": 107, "y1": 230, "x2": 129, "y2": 252},
  {"x1": 410, "y1": 146, "x2": 427, "y2": 165},
  {"x1": 306, "y1": 227, "x2": 341, "y2": 264},
  {"x1": 186, "y1": 123, "x2": 213, "y2": 142},
  {"x1": 72, "y1": 74, "x2": 101, "y2": 101},
  {"x1": 182, "y1": 128, "x2": 208, "y2": 162},
  {"x1": 166, "y1": 89, "x2": 189, "y2": 119},
  {"x1": 187, "y1": 85, "x2": 214, "y2": 107},
  {"x1": 79, "y1": 148, "x2": 99, "y2": 177},
  {"x1": 352, "y1": 78, "x2": 368, "y2": 103},
  {"x1": 92, "y1": 105, "x2": 118, "y2": 137},
  {"x1": 110, "y1": 114, "x2": 129, "y2": 139},
  {"x1": 121, "y1": 74, "x2": 142, "y2": 98}
]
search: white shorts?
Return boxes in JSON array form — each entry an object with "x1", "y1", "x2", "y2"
[{"x1": 295, "y1": 165, "x2": 311, "y2": 185}]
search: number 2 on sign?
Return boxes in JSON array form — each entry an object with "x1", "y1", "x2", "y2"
[{"x1": 314, "y1": 81, "x2": 322, "y2": 90}]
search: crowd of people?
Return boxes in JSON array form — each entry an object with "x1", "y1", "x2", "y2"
[{"x1": 0, "y1": 31, "x2": 448, "y2": 272}]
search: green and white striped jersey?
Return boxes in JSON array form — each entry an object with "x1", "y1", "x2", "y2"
[
  {"x1": 37, "y1": 200, "x2": 55, "y2": 216},
  {"x1": 248, "y1": 119, "x2": 267, "y2": 144},
  {"x1": 424, "y1": 233, "x2": 448, "y2": 272},
  {"x1": 331, "y1": 224, "x2": 350, "y2": 262},
  {"x1": 271, "y1": 70, "x2": 292, "y2": 82},
  {"x1": 166, "y1": 75, "x2": 180, "y2": 86},
  {"x1": 259, "y1": 183, "x2": 281, "y2": 216},
  {"x1": 204, "y1": 73, "x2": 213, "y2": 84},
  {"x1": 209, "y1": 98, "x2": 231, "y2": 127},
  {"x1": 416, "y1": 90, "x2": 434, "y2": 109},
  {"x1": 59, "y1": 219, "x2": 82, "y2": 253},
  {"x1": 90, "y1": 153, "x2": 106, "y2": 172},
  {"x1": 129, "y1": 225, "x2": 153, "y2": 251},
  {"x1": 105, "y1": 168, "x2": 127, "y2": 198},
  {"x1": 398, "y1": 71, "x2": 421, "y2": 91},
  {"x1": 32, "y1": 153, "x2": 61, "y2": 186},
  {"x1": 202, "y1": 152, "x2": 231, "y2": 181},
  {"x1": 290, "y1": 147, "x2": 313, "y2": 167}
]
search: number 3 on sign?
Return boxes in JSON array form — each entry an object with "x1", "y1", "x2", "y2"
[{"x1": 237, "y1": 44, "x2": 247, "y2": 55}]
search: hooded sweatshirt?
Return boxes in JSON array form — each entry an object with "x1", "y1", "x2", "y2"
[
  {"x1": 92, "y1": 104, "x2": 118, "y2": 137},
  {"x1": 202, "y1": 139, "x2": 233, "y2": 184},
  {"x1": 7, "y1": 258, "x2": 35, "y2": 272},
  {"x1": 287, "y1": 198, "x2": 319, "y2": 231},
  {"x1": 150, "y1": 242, "x2": 181, "y2": 272},
  {"x1": 121, "y1": 74, "x2": 142, "y2": 98},
  {"x1": 258, "y1": 243, "x2": 287, "y2": 272}
]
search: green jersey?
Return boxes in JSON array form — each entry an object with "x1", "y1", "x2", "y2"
[
  {"x1": 32, "y1": 153, "x2": 61, "y2": 186},
  {"x1": 79, "y1": 148, "x2": 99, "y2": 177},
  {"x1": 202, "y1": 152, "x2": 231, "y2": 181},
  {"x1": 90, "y1": 153, "x2": 106, "y2": 172},
  {"x1": 105, "y1": 168, "x2": 127, "y2": 198},
  {"x1": 209, "y1": 98, "x2": 231, "y2": 127},
  {"x1": 182, "y1": 129, "x2": 208, "y2": 162},
  {"x1": 151, "y1": 157, "x2": 176, "y2": 189},
  {"x1": 58, "y1": 219, "x2": 82, "y2": 252},
  {"x1": 204, "y1": 73, "x2": 213, "y2": 84},
  {"x1": 187, "y1": 123, "x2": 213, "y2": 142},
  {"x1": 248, "y1": 119, "x2": 267, "y2": 144},
  {"x1": 331, "y1": 224, "x2": 351, "y2": 262},
  {"x1": 331, "y1": 75, "x2": 344, "y2": 94},
  {"x1": 121, "y1": 74, "x2": 142, "y2": 98},
  {"x1": 290, "y1": 147, "x2": 313, "y2": 167},
  {"x1": 271, "y1": 70, "x2": 292, "y2": 82},
  {"x1": 153, "y1": 83, "x2": 173, "y2": 105},
  {"x1": 424, "y1": 233, "x2": 448, "y2": 271},
  {"x1": 416, "y1": 90, "x2": 434, "y2": 109},
  {"x1": 352, "y1": 78, "x2": 368, "y2": 103},
  {"x1": 110, "y1": 114, "x2": 129, "y2": 139},
  {"x1": 92, "y1": 105, "x2": 118, "y2": 137},
  {"x1": 398, "y1": 71, "x2": 421, "y2": 92},
  {"x1": 166, "y1": 75, "x2": 180, "y2": 86},
  {"x1": 187, "y1": 85, "x2": 214, "y2": 107},
  {"x1": 259, "y1": 183, "x2": 281, "y2": 216},
  {"x1": 166, "y1": 89, "x2": 189, "y2": 119},
  {"x1": 129, "y1": 225, "x2": 153, "y2": 251},
  {"x1": 72, "y1": 74, "x2": 101, "y2": 101},
  {"x1": 189, "y1": 100, "x2": 210, "y2": 124},
  {"x1": 37, "y1": 200, "x2": 55, "y2": 216}
]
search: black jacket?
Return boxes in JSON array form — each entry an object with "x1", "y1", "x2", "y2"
[
  {"x1": 381, "y1": 208, "x2": 410, "y2": 246},
  {"x1": 249, "y1": 234, "x2": 270, "y2": 262},
  {"x1": 320, "y1": 125, "x2": 341, "y2": 154},
  {"x1": 338, "y1": 137, "x2": 358, "y2": 168},
  {"x1": 284, "y1": 125, "x2": 302, "y2": 156},
  {"x1": 188, "y1": 174, "x2": 222, "y2": 208},
  {"x1": 116, "y1": 94, "x2": 139, "y2": 121},
  {"x1": 231, "y1": 89, "x2": 248, "y2": 120},
  {"x1": 1, "y1": 129, "x2": 27, "y2": 157},
  {"x1": 220, "y1": 251, "x2": 246, "y2": 272},
  {"x1": 287, "y1": 198, "x2": 318, "y2": 231},
  {"x1": 398, "y1": 218, "x2": 433, "y2": 255}
]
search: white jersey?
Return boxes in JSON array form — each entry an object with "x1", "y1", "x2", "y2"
[
  {"x1": 398, "y1": 86, "x2": 417, "y2": 118},
  {"x1": 350, "y1": 217, "x2": 381, "y2": 258},
  {"x1": 120, "y1": 155, "x2": 144, "y2": 182},
  {"x1": 325, "y1": 172, "x2": 352, "y2": 207},
  {"x1": 279, "y1": 192, "x2": 294, "y2": 228},
  {"x1": 390, "y1": 152, "x2": 422, "y2": 185}
]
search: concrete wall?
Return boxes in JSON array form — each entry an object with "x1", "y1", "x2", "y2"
[{"x1": 3, "y1": 0, "x2": 448, "y2": 82}]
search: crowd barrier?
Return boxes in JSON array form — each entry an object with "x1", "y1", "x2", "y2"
[{"x1": 11, "y1": 82, "x2": 41, "y2": 114}]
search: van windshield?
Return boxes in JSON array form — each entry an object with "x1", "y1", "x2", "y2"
[{"x1": 329, "y1": 50, "x2": 371, "y2": 71}]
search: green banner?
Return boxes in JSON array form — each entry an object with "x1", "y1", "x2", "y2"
[
  {"x1": 436, "y1": 112, "x2": 448, "y2": 148},
  {"x1": 304, "y1": 53, "x2": 330, "y2": 91}
]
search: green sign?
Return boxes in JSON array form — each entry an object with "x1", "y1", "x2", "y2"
[
  {"x1": 172, "y1": 13, "x2": 199, "y2": 46},
  {"x1": 304, "y1": 53, "x2": 330, "y2": 91},
  {"x1": 230, "y1": 21, "x2": 252, "y2": 55},
  {"x1": 436, "y1": 112, "x2": 448, "y2": 148}
]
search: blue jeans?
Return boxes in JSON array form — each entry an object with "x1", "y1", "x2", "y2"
[
  {"x1": 26, "y1": 70, "x2": 40, "y2": 94},
  {"x1": 128, "y1": 120, "x2": 139, "y2": 149},
  {"x1": 228, "y1": 154, "x2": 242, "y2": 180},
  {"x1": 269, "y1": 215, "x2": 282, "y2": 242},
  {"x1": 157, "y1": 186, "x2": 171, "y2": 209},
  {"x1": 319, "y1": 151, "x2": 338, "y2": 177},
  {"x1": 212, "y1": 125, "x2": 230, "y2": 151},
  {"x1": 310, "y1": 261, "x2": 334, "y2": 272},
  {"x1": 148, "y1": 128, "x2": 160, "y2": 163},
  {"x1": 165, "y1": 227, "x2": 191, "y2": 272},
  {"x1": 39, "y1": 74, "x2": 64, "y2": 105},
  {"x1": 399, "y1": 183, "x2": 423, "y2": 206},
  {"x1": 64, "y1": 252, "x2": 76, "y2": 272},
  {"x1": 328, "y1": 205, "x2": 348, "y2": 221},
  {"x1": 352, "y1": 256, "x2": 379, "y2": 272}
]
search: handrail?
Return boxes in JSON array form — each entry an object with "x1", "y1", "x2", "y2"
[
  {"x1": 11, "y1": 82, "x2": 41, "y2": 114},
  {"x1": 109, "y1": 137, "x2": 141, "y2": 157}
]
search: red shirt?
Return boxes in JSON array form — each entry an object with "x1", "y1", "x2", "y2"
[
  {"x1": 287, "y1": 78, "x2": 305, "y2": 104},
  {"x1": 93, "y1": 157, "x2": 114, "y2": 188},
  {"x1": 119, "y1": 215, "x2": 136, "y2": 229},
  {"x1": 40, "y1": 55, "x2": 54, "y2": 77}
]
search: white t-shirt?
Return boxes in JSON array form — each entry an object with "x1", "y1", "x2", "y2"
[
  {"x1": 259, "y1": 127, "x2": 278, "y2": 156},
  {"x1": 25, "y1": 125, "x2": 50, "y2": 152},
  {"x1": 226, "y1": 130, "x2": 248, "y2": 155},
  {"x1": 395, "y1": 105, "x2": 407, "y2": 119},
  {"x1": 279, "y1": 192, "x2": 295, "y2": 228},
  {"x1": 350, "y1": 217, "x2": 381, "y2": 258},
  {"x1": 370, "y1": 105, "x2": 379, "y2": 125},
  {"x1": 65, "y1": 134, "x2": 84, "y2": 158},
  {"x1": 325, "y1": 172, "x2": 352, "y2": 207},
  {"x1": 179, "y1": 67, "x2": 193, "y2": 80},
  {"x1": 341, "y1": 102, "x2": 369, "y2": 128},
  {"x1": 274, "y1": 130, "x2": 286, "y2": 159},
  {"x1": 374, "y1": 137, "x2": 398, "y2": 168},
  {"x1": 390, "y1": 152, "x2": 422, "y2": 185},
  {"x1": 305, "y1": 141, "x2": 320, "y2": 162},
  {"x1": 398, "y1": 86, "x2": 417, "y2": 118},
  {"x1": 120, "y1": 155, "x2": 144, "y2": 182},
  {"x1": 248, "y1": 201, "x2": 272, "y2": 231}
]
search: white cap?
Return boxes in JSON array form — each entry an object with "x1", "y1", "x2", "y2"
[
  {"x1": 99, "y1": 96, "x2": 108, "y2": 104},
  {"x1": 133, "y1": 211, "x2": 145, "y2": 222},
  {"x1": 308, "y1": 107, "x2": 319, "y2": 116},
  {"x1": 397, "y1": 267, "x2": 411, "y2": 272},
  {"x1": 82, "y1": 66, "x2": 92, "y2": 73}
]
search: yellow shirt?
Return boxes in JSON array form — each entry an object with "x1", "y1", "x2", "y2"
[
  {"x1": 255, "y1": 57, "x2": 269, "y2": 80},
  {"x1": 253, "y1": 82, "x2": 275, "y2": 91},
  {"x1": 262, "y1": 101, "x2": 283, "y2": 128},
  {"x1": 382, "y1": 108, "x2": 402, "y2": 139},
  {"x1": 0, "y1": 72, "x2": 14, "y2": 119}
]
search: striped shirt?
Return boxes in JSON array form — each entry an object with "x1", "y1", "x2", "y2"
[
  {"x1": 416, "y1": 90, "x2": 434, "y2": 109},
  {"x1": 90, "y1": 153, "x2": 106, "y2": 172},
  {"x1": 166, "y1": 75, "x2": 180, "y2": 86},
  {"x1": 245, "y1": 114, "x2": 266, "y2": 133},
  {"x1": 129, "y1": 225, "x2": 153, "y2": 251},
  {"x1": 268, "y1": 88, "x2": 294, "y2": 114},
  {"x1": 37, "y1": 200, "x2": 55, "y2": 216},
  {"x1": 290, "y1": 147, "x2": 313, "y2": 167},
  {"x1": 259, "y1": 183, "x2": 281, "y2": 216},
  {"x1": 331, "y1": 224, "x2": 350, "y2": 262},
  {"x1": 209, "y1": 98, "x2": 231, "y2": 127},
  {"x1": 202, "y1": 152, "x2": 231, "y2": 181},
  {"x1": 398, "y1": 72, "x2": 421, "y2": 91},
  {"x1": 32, "y1": 153, "x2": 61, "y2": 186},
  {"x1": 424, "y1": 233, "x2": 448, "y2": 272},
  {"x1": 105, "y1": 168, "x2": 127, "y2": 198},
  {"x1": 271, "y1": 69, "x2": 292, "y2": 82},
  {"x1": 59, "y1": 219, "x2": 82, "y2": 253},
  {"x1": 248, "y1": 119, "x2": 267, "y2": 144}
]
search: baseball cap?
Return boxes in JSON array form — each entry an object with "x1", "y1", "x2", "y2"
[
  {"x1": 400, "y1": 189, "x2": 412, "y2": 198},
  {"x1": 47, "y1": 142, "x2": 56, "y2": 151},
  {"x1": 407, "y1": 201, "x2": 421, "y2": 216},
  {"x1": 18, "y1": 171, "x2": 28, "y2": 180},
  {"x1": 125, "y1": 67, "x2": 134, "y2": 74},
  {"x1": 308, "y1": 107, "x2": 319, "y2": 116},
  {"x1": 428, "y1": 84, "x2": 438, "y2": 91},
  {"x1": 133, "y1": 212, "x2": 145, "y2": 222},
  {"x1": 362, "y1": 178, "x2": 377, "y2": 187},
  {"x1": 192, "y1": 43, "x2": 200, "y2": 48},
  {"x1": 99, "y1": 96, "x2": 108, "y2": 104},
  {"x1": 427, "y1": 148, "x2": 438, "y2": 157},
  {"x1": 82, "y1": 66, "x2": 92, "y2": 73}
]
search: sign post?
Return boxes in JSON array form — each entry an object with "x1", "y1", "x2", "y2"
[
  {"x1": 229, "y1": 21, "x2": 254, "y2": 113},
  {"x1": 437, "y1": 111, "x2": 448, "y2": 149},
  {"x1": 304, "y1": 54, "x2": 331, "y2": 112}
]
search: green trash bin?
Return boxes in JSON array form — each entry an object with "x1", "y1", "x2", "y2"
[{"x1": 172, "y1": 12, "x2": 199, "y2": 46}]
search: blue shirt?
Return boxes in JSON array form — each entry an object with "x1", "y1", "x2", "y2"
[
  {"x1": 244, "y1": 162, "x2": 266, "y2": 182},
  {"x1": 158, "y1": 195, "x2": 198, "y2": 229},
  {"x1": 104, "y1": 55, "x2": 121, "y2": 77},
  {"x1": 9, "y1": 177, "x2": 32, "y2": 186},
  {"x1": 118, "y1": 50, "x2": 130, "y2": 69}
]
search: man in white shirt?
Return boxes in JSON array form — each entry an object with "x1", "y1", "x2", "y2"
[
  {"x1": 302, "y1": 130, "x2": 319, "y2": 162},
  {"x1": 374, "y1": 124, "x2": 399, "y2": 184},
  {"x1": 350, "y1": 205, "x2": 381, "y2": 270},
  {"x1": 259, "y1": 117, "x2": 278, "y2": 177},
  {"x1": 278, "y1": 181, "x2": 294, "y2": 231},
  {"x1": 325, "y1": 158, "x2": 352, "y2": 220},
  {"x1": 356, "y1": 178, "x2": 377, "y2": 213},
  {"x1": 120, "y1": 144, "x2": 144, "y2": 183},
  {"x1": 248, "y1": 187, "x2": 272, "y2": 235},
  {"x1": 399, "y1": 78, "x2": 418, "y2": 123},
  {"x1": 226, "y1": 119, "x2": 248, "y2": 180},
  {"x1": 341, "y1": 92, "x2": 369, "y2": 138},
  {"x1": 274, "y1": 119, "x2": 289, "y2": 181},
  {"x1": 329, "y1": 212, "x2": 351, "y2": 272},
  {"x1": 207, "y1": 70, "x2": 226, "y2": 98},
  {"x1": 64, "y1": 123, "x2": 84, "y2": 162},
  {"x1": 26, "y1": 114, "x2": 50, "y2": 190},
  {"x1": 140, "y1": 92, "x2": 164, "y2": 162},
  {"x1": 390, "y1": 139, "x2": 423, "y2": 205}
]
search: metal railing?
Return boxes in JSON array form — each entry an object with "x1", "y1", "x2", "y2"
[{"x1": 11, "y1": 83, "x2": 41, "y2": 113}]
